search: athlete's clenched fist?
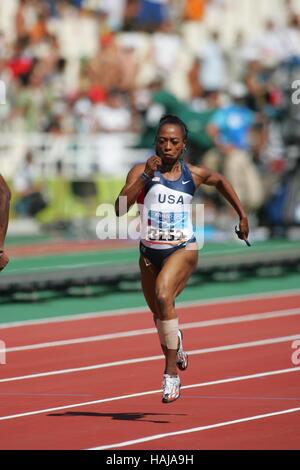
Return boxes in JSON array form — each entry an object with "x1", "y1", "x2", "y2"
[{"x1": 144, "y1": 156, "x2": 162, "y2": 178}]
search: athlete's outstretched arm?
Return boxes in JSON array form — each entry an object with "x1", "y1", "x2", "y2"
[
  {"x1": 115, "y1": 156, "x2": 161, "y2": 217},
  {"x1": 0, "y1": 175, "x2": 11, "y2": 272},
  {"x1": 191, "y1": 166, "x2": 249, "y2": 240}
]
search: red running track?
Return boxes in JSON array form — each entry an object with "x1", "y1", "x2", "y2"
[{"x1": 0, "y1": 292, "x2": 299, "y2": 449}]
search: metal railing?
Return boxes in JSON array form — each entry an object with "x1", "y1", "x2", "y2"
[{"x1": 0, "y1": 133, "x2": 147, "y2": 179}]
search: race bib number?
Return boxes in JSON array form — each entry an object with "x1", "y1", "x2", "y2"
[
  {"x1": 147, "y1": 227, "x2": 186, "y2": 242},
  {"x1": 146, "y1": 211, "x2": 188, "y2": 243}
]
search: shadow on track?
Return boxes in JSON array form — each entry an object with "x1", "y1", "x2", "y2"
[{"x1": 48, "y1": 411, "x2": 187, "y2": 424}]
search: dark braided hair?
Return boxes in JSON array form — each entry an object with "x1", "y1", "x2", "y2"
[{"x1": 156, "y1": 114, "x2": 189, "y2": 141}]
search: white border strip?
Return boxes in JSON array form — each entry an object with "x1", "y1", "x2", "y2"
[
  {"x1": 4, "y1": 308, "x2": 300, "y2": 353},
  {"x1": 88, "y1": 406, "x2": 300, "y2": 450},
  {"x1": 1, "y1": 334, "x2": 299, "y2": 383},
  {"x1": 1, "y1": 288, "x2": 300, "y2": 330},
  {"x1": 0, "y1": 366, "x2": 299, "y2": 422}
]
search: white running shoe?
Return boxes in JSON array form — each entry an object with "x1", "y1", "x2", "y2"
[
  {"x1": 176, "y1": 330, "x2": 189, "y2": 371},
  {"x1": 162, "y1": 374, "x2": 181, "y2": 404}
]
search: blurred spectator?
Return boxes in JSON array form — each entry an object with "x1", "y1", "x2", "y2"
[
  {"x1": 230, "y1": 32, "x2": 257, "y2": 81},
  {"x1": 87, "y1": 33, "x2": 122, "y2": 91},
  {"x1": 0, "y1": 31, "x2": 7, "y2": 58},
  {"x1": 184, "y1": 0, "x2": 207, "y2": 21},
  {"x1": 94, "y1": 9, "x2": 113, "y2": 39},
  {"x1": 151, "y1": 20, "x2": 182, "y2": 80},
  {"x1": 136, "y1": 0, "x2": 170, "y2": 32},
  {"x1": 282, "y1": 13, "x2": 300, "y2": 69},
  {"x1": 197, "y1": 31, "x2": 228, "y2": 92},
  {"x1": 123, "y1": 0, "x2": 140, "y2": 31},
  {"x1": 72, "y1": 96, "x2": 94, "y2": 133},
  {"x1": 1, "y1": 0, "x2": 300, "y2": 232},
  {"x1": 118, "y1": 42, "x2": 139, "y2": 93},
  {"x1": 95, "y1": 0, "x2": 126, "y2": 31},
  {"x1": 93, "y1": 88, "x2": 133, "y2": 132},
  {"x1": 13, "y1": 151, "x2": 48, "y2": 217},
  {"x1": 7, "y1": 36, "x2": 33, "y2": 83},
  {"x1": 255, "y1": 19, "x2": 285, "y2": 68},
  {"x1": 244, "y1": 60, "x2": 270, "y2": 113},
  {"x1": 188, "y1": 57, "x2": 204, "y2": 100},
  {"x1": 207, "y1": 83, "x2": 264, "y2": 211},
  {"x1": 44, "y1": 0, "x2": 59, "y2": 18},
  {"x1": 15, "y1": 0, "x2": 50, "y2": 43},
  {"x1": 208, "y1": 82, "x2": 255, "y2": 153}
]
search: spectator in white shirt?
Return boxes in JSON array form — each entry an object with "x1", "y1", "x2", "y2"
[
  {"x1": 93, "y1": 88, "x2": 132, "y2": 133},
  {"x1": 197, "y1": 31, "x2": 228, "y2": 92},
  {"x1": 13, "y1": 151, "x2": 47, "y2": 217}
]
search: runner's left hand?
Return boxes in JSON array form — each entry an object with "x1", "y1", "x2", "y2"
[{"x1": 238, "y1": 217, "x2": 249, "y2": 241}]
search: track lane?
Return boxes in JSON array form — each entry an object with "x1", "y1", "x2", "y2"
[
  {"x1": 0, "y1": 364, "x2": 299, "y2": 449},
  {"x1": 97, "y1": 407, "x2": 300, "y2": 451},
  {"x1": 0, "y1": 295, "x2": 299, "y2": 449},
  {"x1": 0, "y1": 340, "x2": 297, "y2": 423},
  {"x1": 1, "y1": 293, "x2": 300, "y2": 347},
  {"x1": 104, "y1": 371, "x2": 300, "y2": 451},
  {"x1": 1, "y1": 313, "x2": 299, "y2": 380}
]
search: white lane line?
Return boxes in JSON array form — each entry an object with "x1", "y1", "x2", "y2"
[
  {"x1": 0, "y1": 366, "x2": 299, "y2": 422},
  {"x1": 88, "y1": 406, "x2": 300, "y2": 450},
  {"x1": 6, "y1": 260, "x2": 120, "y2": 274},
  {"x1": 5, "y1": 327, "x2": 156, "y2": 352},
  {"x1": 4, "y1": 307, "x2": 300, "y2": 353},
  {"x1": 1, "y1": 288, "x2": 299, "y2": 330},
  {"x1": 1, "y1": 334, "x2": 299, "y2": 383}
]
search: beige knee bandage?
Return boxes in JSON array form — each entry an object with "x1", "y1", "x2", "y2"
[
  {"x1": 155, "y1": 319, "x2": 166, "y2": 346},
  {"x1": 159, "y1": 319, "x2": 179, "y2": 350}
]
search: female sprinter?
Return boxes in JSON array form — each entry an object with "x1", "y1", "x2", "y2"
[{"x1": 115, "y1": 115, "x2": 249, "y2": 403}]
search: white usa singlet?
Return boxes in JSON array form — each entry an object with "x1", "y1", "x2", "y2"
[{"x1": 137, "y1": 161, "x2": 197, "y2": 250}]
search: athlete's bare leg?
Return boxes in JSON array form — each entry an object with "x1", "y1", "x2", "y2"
[
  {"x1": 155, "y1": 243, "x2": 198, "y2": 376},
  {"x1": 139, "y1": 255, "x2": 167, "y2": 357}
]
